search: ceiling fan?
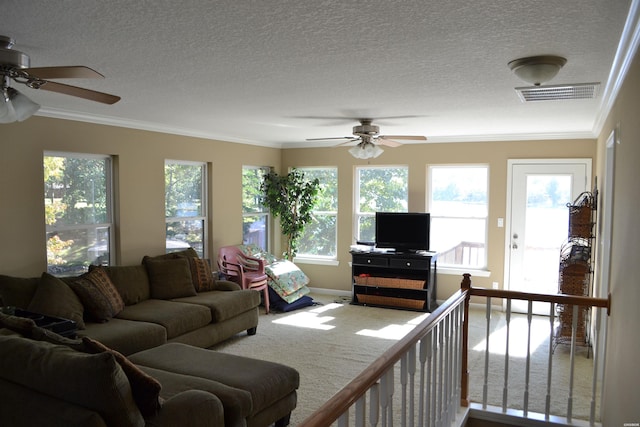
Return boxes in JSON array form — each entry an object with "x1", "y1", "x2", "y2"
[
  {"x1": 1, "y1": 35, "x2": 120, "y2": 123},
  {"x1": 306, "y1": 118, "x2": 427, "y2": 159}
]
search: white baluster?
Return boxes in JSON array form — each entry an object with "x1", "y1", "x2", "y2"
[
  {"x1": 370, "y1": 383, "x2": 380, "y2": 427},
  {"x1": 523, "y1": 300, "x2": 533, "y2": 415},
  {"x1": 567, "y1": 304, "x2": 579, "y2": 423},
  {"x1": 482, "y1": 297, "x2": 491, "y2": 408},
  {"x1": 590, "y1": 307, "x2": 601, "y2": 426},
  {"x1": 502, "y1": 299, "x2": 511, "y2": 412},
  {"x1": 355, "y1": 394, "x2": 366, "y2": 427},
  {"x1": 545, "y1": 302, "x2": 555, "y2": 419}
]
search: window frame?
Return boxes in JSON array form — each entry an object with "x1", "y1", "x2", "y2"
[
  {"x1": 427, "y1": 164, "x2": 489, "y2": 271},
  {"x1": 354, "y1": 165, "x2": 409, "y2": 243},
  {"x1": 242, "y1": 165, "x2": 271, "y2": 252},
  {"x1": 44, "y1": 151, "x2": 114, "y2": 275},
  {"x1": 164, "y1": 159, "x2": 208, "y2": 257},
  {"x1": 294, "y1": 166, "x2": 338, "y2": 262}
]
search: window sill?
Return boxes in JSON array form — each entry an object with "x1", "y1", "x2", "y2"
[
  {"x1": 437, "y1": 267, "x2": 491, "y2": 278},
  {"x1": 293, "y1": 256, "x2": 339, "y2": 266}
]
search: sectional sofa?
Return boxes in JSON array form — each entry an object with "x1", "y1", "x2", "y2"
[{"x1": 0, "y1": 248, "x2": 300, "y2": 426}]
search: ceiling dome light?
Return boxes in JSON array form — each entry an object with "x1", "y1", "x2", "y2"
[
  {"x1": 349, "y1": 142, "x2": 384, "y2": 159},
  {"x1": 508, "y1": 55, "x2": 567, "y2": 86}
]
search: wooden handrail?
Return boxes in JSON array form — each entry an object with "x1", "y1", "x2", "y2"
[
  {"x1": 299, "y1": 289, "x2": 468, "y2": 427},
  {"x1": 299, "y1": 273, "x2": 611, "y2": 426}
]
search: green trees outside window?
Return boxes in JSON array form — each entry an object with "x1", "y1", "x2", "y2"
[{"x1": 44, "y1": 154, "x2": 112, "y2": 275}]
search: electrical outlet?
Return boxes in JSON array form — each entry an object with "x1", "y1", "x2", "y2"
[
  {"x1": 492, "y1": 282, "x2": 499, "y2": 289},
  {"x1": 497, "y1": 218, "x2": 504, "y2": 228}
]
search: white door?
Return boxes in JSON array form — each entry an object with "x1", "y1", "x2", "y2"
[{"x1": 505, "y1": 159, "x2": 591, "y2": 314}]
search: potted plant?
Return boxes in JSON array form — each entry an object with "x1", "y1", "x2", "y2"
[{"x1": 261, "y1": 168, "x2": 320, "y2": 260}]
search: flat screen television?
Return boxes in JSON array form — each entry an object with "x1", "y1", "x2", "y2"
[{"x1": 375, "y1": 212, "x2": 430, "y2": 252}]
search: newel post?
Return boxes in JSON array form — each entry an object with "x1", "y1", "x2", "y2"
[{"x1": 461, "y1": 273, "x2": 471, "y2": 407}]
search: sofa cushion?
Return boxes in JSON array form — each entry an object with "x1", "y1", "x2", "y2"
[
  {"x1": 0, "y1": 377, "x2": 109, "y2": 427},
  {"x1": 172, "y1": 289, "x2": 261, "y2": 322},
  {"x1": 135, "y1": 365, "x2": 252, "y2": 427},
  {"x1": 68, "y1": 268, "x2": 125, "y2": 322},
  {"x1": 116, "y1": 299, "x2": 211, "y2": 339},
  {"x1": 0, "y1": 335, "x2": 144, "y2": 427},
  {"x1": 91, "y1": 264, "x2": 150, "y2": 305},
  {"x1": 187, "y1": 257, "x2": 217, "y2": 292},
  {"x1": 77, "y1": 317, "x2": 167, "y2": 356},
  {"x1": 130, "y1": 343, "x2": 299, "y2": 420},
  {"x1": 0, "y1": 275, "x2": 39, "y2": 308},
  {"x1": 83, "y1": 337, "x2": 162, "y2": 418},
  {"x1": 143, "y1": 257, "x2": 197, "y2": 299},
  {"x1": 27, "y1": 273, "x2": 85, "y2": 329}
]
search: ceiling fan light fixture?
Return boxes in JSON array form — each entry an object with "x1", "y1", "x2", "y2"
[
  {"x1": 0, "y1": 86, "x2": 40, "y2": 123},
  {"x1": 349, "y1": 143, "x2": 384, "y2": 159},
  {"x1": 508, "y1": 55, "x2": 567, "y2": 86}
]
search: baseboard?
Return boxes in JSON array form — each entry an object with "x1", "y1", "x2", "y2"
[
  {"x1": 308, "y1": 287, "x2": 351, "y2": 297},
  {"x1": 467, "y1": 403, "x2": 600, "y2": 427}
]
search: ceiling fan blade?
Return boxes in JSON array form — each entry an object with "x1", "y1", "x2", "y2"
[
  {"x1": 306, "y1": 136, "x2": 354, "y2": 141},
  {"x1": 379, "y1": 135, "x2": 428, "y2": 141},
  {"x1": 39, "y1": 81, "x2": 120, "y2": 104},
  {"x1": 376, "y1": 137, "x2": 403, "y2": 147},
  {"x1": 26, "y1": 66, "x2": 104, "y2": 79},
  {"x1": 335, "y1": 138, "x2": 361, "y2": 146}
]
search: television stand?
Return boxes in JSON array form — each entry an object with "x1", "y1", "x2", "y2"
[{"x1": 350, "y1": 250, "x2": 437, "y2": 312}]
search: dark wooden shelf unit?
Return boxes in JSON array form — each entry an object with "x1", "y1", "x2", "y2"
[{"x1": 350, "y1": 251, "x2": 437, "y2": 312}]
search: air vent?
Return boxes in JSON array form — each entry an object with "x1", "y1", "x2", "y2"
[{"x1": 515, "y1": 83, "x2": 600, "y2": 102}]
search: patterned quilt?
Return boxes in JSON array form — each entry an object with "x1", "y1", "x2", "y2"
[{"x1": 238, "y1": 244, "x2": 310, "y2": 303}]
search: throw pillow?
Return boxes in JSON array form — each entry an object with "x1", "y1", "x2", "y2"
[
  {"x1": 68, "y1": 268, "x2": 125, "y2": 322},
  {"x1": 143, "y1": 257, "x2": 196, "y2": 299},
  {"x1": 0, "y1": 311, "x2": 36, "y2": 336},
  {"x1": 82, "y1": 337, "x2": 162, "y2": 417},
  {"x1": 27, "y1": 273, "x2": 85, "y2": 329},
  {"x1": 30, "y1": 325, "x2": 88, "y2": 352},
  {"x1": 0, "y1": 275, "x2": 40, "y2": 309},
  {"x1": 187, "y1": 257, "x2": 217, "y2": 292}
]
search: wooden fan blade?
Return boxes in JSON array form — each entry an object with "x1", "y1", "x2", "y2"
[
  {"x1": 336, "y1": 138, "x2": 361, "y2": 146},
  {"x1": 26, "y1": 66, "x2": 104, "y2": 79},
  {"x1": 376, "y1": 137, "x2": 402, "y2": 147},
  {"x1": 39, "y1": 81, "x2": 120, "y2": 104},
  {"x1": 306, "y1": 136, "x2": 354, "y2": 141},
  {"x1": 379, "y1": 135, "x2": 428, "y2": 141}
]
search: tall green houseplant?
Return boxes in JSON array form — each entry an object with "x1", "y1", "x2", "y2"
[{"x1": 261, "y1": 169, "x2": 320, "y2": 260}]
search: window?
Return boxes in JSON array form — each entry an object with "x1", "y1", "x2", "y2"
[
  {"x1": 165, "y1": 161, "x2": 206, "y2": 257},
  {"x1": 296, "y1": 167, "x2": 338, "y2": 258},
  {"x1": 242, "y1": 166, "x2": 269, "y2": 251},
  {"x1": 44, "y1": 153, "x2": 113, "y2": 275},
  {"x1": 428, "y1": 165, "x2": 488, "y2": 269},
  {"x1": 355, "y1": 166, "x2": 408, "y2": 242}
]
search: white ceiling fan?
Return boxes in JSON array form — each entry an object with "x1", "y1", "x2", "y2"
[
  {"x1": 0, "y1": 35, "x2": 120, "y2": 123},
  {"x1": 306, "y1": 118, "x2": 427, "y2": 158}
]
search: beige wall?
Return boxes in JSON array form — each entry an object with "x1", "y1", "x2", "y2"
[
  {"x1": 282, "y1": 139, "x2": 595, "y2": 299},
  {"x1": 0, "y1": 117, "x2": 281, "y2": 275},
  {"x1": 597, "y1": 45, "x2": 640, "y2": 425}
]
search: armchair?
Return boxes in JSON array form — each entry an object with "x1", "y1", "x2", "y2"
[{"x1": 218, "y1": 245, "x2": 270, "y2": 314}]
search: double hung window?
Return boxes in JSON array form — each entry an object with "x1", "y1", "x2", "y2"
[
  {"x1": 165, "y1": 160, "x2": 207, "y2": 257},
  {"x1": 428, "y1": 165, "x2": 488, "y2": 269},
  {"x1": 295, "y1": 167, "x2": 338, "y2": 258},
  {"x1": 242, "y1": 166, "x2": 270, "y2": 251},
  {"x1": 354, "y1": 166, "x2": 408, "y2": 242},
  {"x1": 44, "y1": 153, "x2": 113, "y2": 275}
]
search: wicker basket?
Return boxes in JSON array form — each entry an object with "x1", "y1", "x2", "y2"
[
  {"x1": 558, "y1": 262, "x2": 589, "y2": 295},
  {"x1": 356, "y1": 294, "x2": 425, "y2": 310},
  {"x1": 354, "y1": 276, "x2": 425, "y2": 290},
  {"x1": 567, "y1": 191, "x2": 594, "y2": 238},
  {"x1": 555, "y1": 304, "x2": 589, "y2": 343}
]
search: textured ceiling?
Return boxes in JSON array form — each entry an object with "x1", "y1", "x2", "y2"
[{"x1": 1, "y1": 0, "x2": 638, "y2": 148}]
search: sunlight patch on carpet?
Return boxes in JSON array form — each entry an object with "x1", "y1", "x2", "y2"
[
  {"x1": 472, "y1": 317, "x2": 550, "y2": 357},
  {"x1": 270, "y1": 303, "x2": 344, "y2": 330},
  {"x1": 356, "y1": 313, "x2": 430, "y2": 340}
]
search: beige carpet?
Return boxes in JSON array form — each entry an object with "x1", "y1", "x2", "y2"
[{"x1": 212, "y1": 294, "x2": 598, "y2": 425}]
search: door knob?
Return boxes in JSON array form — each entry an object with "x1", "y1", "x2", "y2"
[{"x1": 513, "y1": 233, "x2": 519, "y2": 239}]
